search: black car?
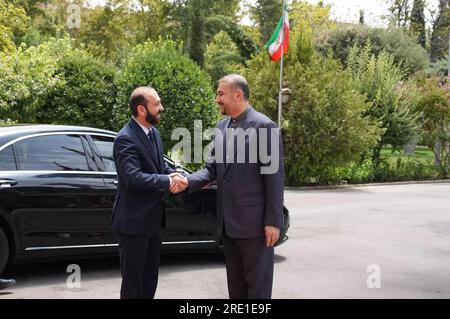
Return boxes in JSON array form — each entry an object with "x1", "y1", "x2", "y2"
[{"x1": 0, "y1": 124, "x2": 289, "y2": 274}]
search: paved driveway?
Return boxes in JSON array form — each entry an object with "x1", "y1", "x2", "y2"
[{"x1": 2, "y1": 183, "x2": 449, "y2": 299}]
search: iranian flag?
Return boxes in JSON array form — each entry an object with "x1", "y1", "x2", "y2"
[{"x1": 265, "y1": 6, "x2": 289, "y2": 62}]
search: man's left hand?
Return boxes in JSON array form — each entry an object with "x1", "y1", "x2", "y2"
[{"x1": 264, "y1": 226, "x2": 280, "y2": 247}]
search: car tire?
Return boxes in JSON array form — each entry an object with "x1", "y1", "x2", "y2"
[{"x1": 0, "y1": 228, "x2": 9, "y2": 275}]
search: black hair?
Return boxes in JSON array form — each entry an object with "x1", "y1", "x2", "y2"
[
  {"x1": 219, "y1": 74, "x2": 250, "y2": 100},
  {"x1": 129, "y1": 87, "x2": 154, "y2": 116}
]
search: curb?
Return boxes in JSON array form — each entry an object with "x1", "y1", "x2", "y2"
[{"x1": 285, "y1": 179, "x2": 450, "y2": 191}]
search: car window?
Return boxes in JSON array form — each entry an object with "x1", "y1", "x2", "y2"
[
  {"x1": 80, "y1": 135, "x2": 99, "y2": 171},
  {"x1": 14, "y1": 134, "x2": 90, "y2": 171},
  {"x1": 90, "y1": 135, "x2": 116, "y2": 172},
  {"x1": 0, "y1": 145, "x2": 17, "y2": 171}
]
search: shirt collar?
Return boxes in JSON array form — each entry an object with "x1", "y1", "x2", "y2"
[
  {"x1": 132, "y1": 117, "x2": 152, "y2": 136},
  {"x1": 230, "y1": 106, "x2": 251, "y2": 124}
]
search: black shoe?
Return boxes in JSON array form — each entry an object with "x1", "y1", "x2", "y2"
[{"x1": 0, "y1": 278, "x2": 16, "y2": 290}]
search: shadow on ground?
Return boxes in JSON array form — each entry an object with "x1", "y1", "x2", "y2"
[{"x1": 2, "y1": 250, "x2": 287, "y2": 290}]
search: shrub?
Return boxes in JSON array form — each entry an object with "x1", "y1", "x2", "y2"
[
  {"x1": 0, "y1": 38, "x2": 71, "y2": 122},
  {"x1": 315, "y1": 26, "x2": 429, "y2": 75},
  {"x1": 333, "y1": 157, "x2": 439, "y2": 184},
  {"x1": 413, "y1": 75, "x2": 450, "y2": 177},
  {"x1": 114, "y1": 40, "x2": 220, "y2": 155},
  {"x1": 347, "y1": 43, "x2": 420, "y2": 165},
  {"x1": 245, "y1": 33, "x2": 382, "y2": 186},
  {"x1": 36, "y1": 49, "x2": 117, "y2": 130}
]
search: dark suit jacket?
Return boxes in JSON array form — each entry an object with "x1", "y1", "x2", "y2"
[
  {"x1": 111, "y1": 118, "x2": 175, "y2": 236},
  {"x1": 187, "y1": 106, "x2": 284, "y2": 239}
]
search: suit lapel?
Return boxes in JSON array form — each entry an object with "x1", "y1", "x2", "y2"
[{"x1": 128, "y1": 119, "x2": 160, "y2": 171}]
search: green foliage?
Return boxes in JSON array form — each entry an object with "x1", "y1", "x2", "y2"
[
  {"x1": 0, "y1": 37, "x2": 116, "y2": 128},
  {"x1": 114, "y1": 40, "x2": 220, "y2": 153},
  {"x1": 413, "y1": 74, "x2": 450, "y2": 177},
  {"x1": 16, "y1": 0, "x2": 70, "y2": 48},
  {"x1": 188, "y1": 0, "x2": 207, "y2": 66},
  {"x1": 409, "y1": 0, "x2": 426, "y2": 48},
  {"x1": 0, "y1": 38, "x2": 72, "y2": 122},
  {"x1": 315, "y1": 25, "x2": 429, "y2": 75},
  {"x1": 430, "y1": 0, "x2": 449, "y2": 62},
  {"x1": 75, "y1": 5, "x2": 133, "y2": 64},
  {"x1": 169, "y1": 0, "x2": 241, "y2": 68},
  {"x1": 0, "y1": 118, "x2": 17, "y2": 126},
  {"x1": 1, "y1": 0, "x2": 444, "y2": 185},
  {"x1": 385, "y1": 0, "x2": 411, "y2": 28},
  {"x1": 204, "y1": 31, "x2": 246, "y2": 85},
  {"x1": 251, "y1": 0, "x2": 283, "y2": 44},
  {"x1": 35, "y1": 49, "x2": 117, "y2": 130},
  {"x1": 347, "y1": 43, "x2": 420, "y2": 165},
  {"x1": 425, "y1": 58, "x2": 449, "y2": 77},
  {"x1": 334, "y1": 157, "x2": 439, "y2": 184},
  {"x1": 0, "y1": 0, "x2": 29, "y2": 53},
  {"x1": 205, "y1": 15, "x2": 258, "y2": 60},
  {"x1": 289, "y1": 0, "x2": 336, "y2": 37},
  {"x1": 245, "y1": 33, "x2": 382, "y2": 185}
]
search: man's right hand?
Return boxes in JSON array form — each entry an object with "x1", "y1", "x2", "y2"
[{"x1": 169, "y1": 172, "x2": 188, "y2": 194}]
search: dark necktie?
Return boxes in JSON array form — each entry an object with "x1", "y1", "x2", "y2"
[{"x1": 148, "y1": 129, "x2": 161, "y2": 168}]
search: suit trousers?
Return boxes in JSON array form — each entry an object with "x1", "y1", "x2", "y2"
[
  {"x1": 116, "y1": 231, "x2": 162, "y2": 299},
  {"x1": 222, "y1": 234, "x2": 274, "y2": 299}
]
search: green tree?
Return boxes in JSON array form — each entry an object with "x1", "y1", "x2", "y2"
[
  {"x1": 315, "y1": 25, "x2": 429, "y2": 75},
  {"x1": 386, "y1": 0, "x2": 412, "y2": 28},
  {"x1": 204, "y1": 31, "x2": 245, "y2": 84},
  {"x1": 430, "y1": 0, "x2": 449, "y2": 62},
  {"x1": 413, "y1": 74, "x2": 450, "y2": 177},
  {"x1": 0, "y1": 0, "x2": 29, "y2": 52},
  {"x1": 114, "y1": 40, "x2": 220, "y2": 154},
  {"x1": 17, "y1": 0, "x2": 73, "y2": 48},
  {"x1": 205, "y1": 15, "x2": 258, "y2": 60},
  {"x1": 252, "y1": 0, "x2": 283, "y2": 44},
  {"x1": 245, "y1": 33, "x2": 382, "y2": 185},
  {"x1": 410, "y1": 0, "x2": 426, "y2": 48},
  {"x1": 347, "y1": 43, "x2": 420, "y2": 166},
  {"x1": 36, "y1": 49, "x2": 117, "y2": 130},
  {"x1": 64, "y1": 0, "x2": 171, "y2": 64},
  {"x1": 188, "y1": 0, "x2": 207, "y2": 66},
  {"x1": 289, "y1": 0, "x2": 336, "y2": 37},
  {"x1": 75, "y1": 4, "x2": 133, "y2": 64},
  {"x1": 168, "y1": 0, "x2": 241, "y2": 67},
  {"x1": 0, "y1": 38, "x2": 72, "y2": 122}
]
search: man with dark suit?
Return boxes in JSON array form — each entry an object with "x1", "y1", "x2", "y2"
[
  {"x1": 112, "y1": 86, "x2": 186, "y2": 299},
  {"x1": 178, "y1": 74, "x2": 284, "y2": 299}
]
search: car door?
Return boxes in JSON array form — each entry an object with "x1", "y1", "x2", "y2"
[
  {"x1": 2, "y1": 133, "x2": 110, "y2": 252},
  {"x1": 87, "y1": 134, "x2": 207, "y2": 248},
  {"x1": 162, "y1": 166, "x2": 205, "y2": 247},
  {"x1": 85, "y1": 133, "x2": 118, "y2": 246},
  {"x1": 164, "y1": 163, "x2": 218, "y2": 248}
]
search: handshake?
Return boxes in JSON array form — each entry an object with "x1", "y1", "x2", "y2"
[{"x1": 169, "y1": 172, "x2": 189, "y2": 194}]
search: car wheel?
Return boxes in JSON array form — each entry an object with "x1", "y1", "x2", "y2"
[{"x1": 0, "y1": 228, "x2": 9, "y2": 275}]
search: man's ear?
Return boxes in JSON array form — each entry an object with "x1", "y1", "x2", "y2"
[{"x1": 235, "y1": 89, "x2": 242, "y2": 102}]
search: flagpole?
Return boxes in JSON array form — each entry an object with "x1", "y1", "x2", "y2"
[{"x1": 277, "y1": 0, "x2": 287, "y2": 129}]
